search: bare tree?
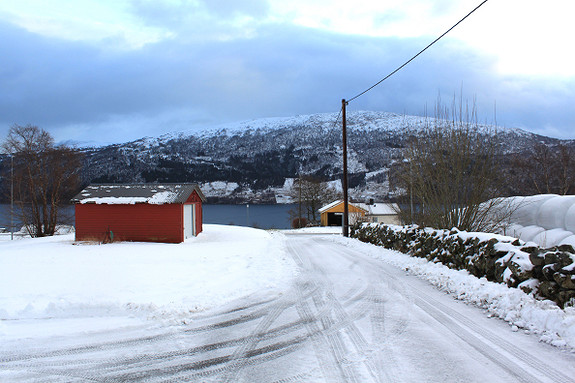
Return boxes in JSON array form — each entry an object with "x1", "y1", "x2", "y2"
[
  {"x1": 289, "y1": 175, "x2": 340, "y2": 225},
  {"x1": 396, "y1": 99, "x2": 506, "y2": 231},
  {"x1": 511, "y1": 143, "x2": 575, "y2": 195},
  {"x1": 2, "y1": 124, "x2": 83, "y2": 237}
]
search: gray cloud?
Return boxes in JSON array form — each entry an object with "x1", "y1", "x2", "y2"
[
  {"x1": 1, "y1": 18, "x2": 573, "y2": 146},
  {"x1": 129, "y1": 0, "x2": 268, "y2": 42}
]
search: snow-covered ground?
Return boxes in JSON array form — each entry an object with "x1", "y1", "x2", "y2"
[
  {"x1": 0, "y1": 225, "x2": 296, "y2": 339},
  {"x1": 331, "y1": 235, "x2": 575, "y2": 351},
  {"x1": 282, "y1": 226, "x2": 343, "y2": 234},
  {"x1": 2, "y1": 223, "x2": 575, "y2": 354}
]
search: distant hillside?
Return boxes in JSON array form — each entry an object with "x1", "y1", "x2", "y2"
[
  {"x1": 77, "y1": 111, "x2": 574, "y2": 203},
  {"x1": 2, "y1": 111, "x2": 571, "y2": 204}
]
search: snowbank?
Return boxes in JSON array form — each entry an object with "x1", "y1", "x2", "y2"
[
  {"x1": 0, "y1": 225, "x2": 296, "y2": 326},
  {"x1": 331, "y1": 236, "x2": 575, "y2": 350}
]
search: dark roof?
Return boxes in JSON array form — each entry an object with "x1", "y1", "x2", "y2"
[{"x1": 71, "y1": 184, "x2": 206, "y2": 204}]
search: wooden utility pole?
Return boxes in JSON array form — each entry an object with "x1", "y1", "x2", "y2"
[
  {"x1": 342, "y1": 99, "x2": 349, "y2": 237},
  {"x1": 410, "y1": 159, "x2": 414, "y2": 224},
  {"x1": 298, "y1": 173, "x2": 302, "y2": 226},
  {"x1": 10, "y1": 154, "x2": 14, "y2": 240}
]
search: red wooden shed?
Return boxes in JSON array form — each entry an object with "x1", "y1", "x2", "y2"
[{"x1": 71, "y1": 184, "x2": 206, "y2": 243}]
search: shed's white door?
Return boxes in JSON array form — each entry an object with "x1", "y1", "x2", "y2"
[
  {"x1": 191, "y1": 204, "x2": 196, "y2": 236},
  {"x1": 184, "y1": 204, "x2": 193, "y2": 239}
]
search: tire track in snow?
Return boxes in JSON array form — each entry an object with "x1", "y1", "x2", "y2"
[
  {"x1": 2, "y1": 273, "x2": 331, "y2": 382},
  {"x1": 288, "y1": 238, "x2": 349, "y2": 382},
  {"x1": 290, "y1": 238, "x2": 382, "y2": 383},
  {"x1": 412, "y1": 294, "x2": 541, "y2": 383},
  {"x1": 4, "y1": 300, "x2": 316, "y2": 382},
  {"x1": 314, "y1": 240, "x2": 400, "y2": 383},
  {"x1": 358, "y1": 241, "x2": 575, "y2": 383},
  {"x1": 407, "y1": 286, "x2": 575, "y2": 383},
  {"x1": 295, "y1": 293, "x2": 344, "y2": 383},
  {"x1": 218, "y1": 303, "x2": 289, "y2": 382},
  {"x1": 368, "y1": 287, "x2": 399, "y2": 383}
]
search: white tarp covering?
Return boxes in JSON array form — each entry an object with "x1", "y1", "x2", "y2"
[{"x1": 499, "y1": 195, "x2": 575, "y2": 247}]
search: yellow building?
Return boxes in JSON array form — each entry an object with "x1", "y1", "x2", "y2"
[
  {"x1": 319, "y1": 200, "x2": 368, "y2": 226},
  {"x1": 319, "y1": 200, "x2": 400, "y2": 226}
]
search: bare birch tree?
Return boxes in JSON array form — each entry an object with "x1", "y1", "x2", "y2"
[{"x1": 2, "y1": 124, "x2": 83, "y2": 236}]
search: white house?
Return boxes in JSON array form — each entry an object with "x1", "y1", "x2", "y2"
[{"x1": 356, "y1": 202, "x2": 401, "y2": 225}]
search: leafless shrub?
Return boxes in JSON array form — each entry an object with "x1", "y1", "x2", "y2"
[{"x1": 396, "y1": 98, "x2": 510, "y2": 231}]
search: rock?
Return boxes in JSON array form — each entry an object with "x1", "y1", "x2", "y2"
[
  {"x1": 557, "y1": 290, "x2": 575, "y2": 308},
  {"x1": 352, "y1": 223, "x2": 575, "y2": 308},
  {"x1": 529, "y1": 252, "x2": 546, "y2": 267},
  {"x1": 557, "y1": 244, "x2": 575, "y2": 253},
  {"x1": 493, "y1": 261, "x2": 507, "y2": 283},
  {"x1": 508, "y1": 261, "x2": 532, "y2": 282},
  {"x1": 553, "y1": 273, "x2": 575, "y2": 290},
  {"x1": 558, "y1": 253, "x2": 574, "y2": 268},
  {"x1": 544, "y1": 251, "x2": 559, "y2": 264},
  {"x1": 530, "y1": 265, "x2": 545, "y2": 280},
  {"x1": 520, "y1": 246, "x2": 539, "y2": 254},
  {"x1": 542, "y1": 264, "x2": 557, "y2": 281},
  {"x1": 538, "y1": 281, "x2": 559, "y2": 299}
]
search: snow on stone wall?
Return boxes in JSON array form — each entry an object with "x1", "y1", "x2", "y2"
[{"x1": 501, "y1": 195, "x2": 575, "y2": 248}]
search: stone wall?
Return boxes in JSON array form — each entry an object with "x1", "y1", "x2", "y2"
[{"x1": 351, "y1": 223, "x2": 575, "y2": 308}]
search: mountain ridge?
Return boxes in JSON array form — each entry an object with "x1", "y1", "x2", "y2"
[{"x1": 77, "y1": 111, "x2": 574, "y2": 203}]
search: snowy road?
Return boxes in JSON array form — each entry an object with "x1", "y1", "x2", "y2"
[{"x1": 2, "y1": 234, "x2": 575, "y2": 382}]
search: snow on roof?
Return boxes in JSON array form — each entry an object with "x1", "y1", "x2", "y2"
[
  {"x1": 318, "y1": 200, "x2": 369, "y2": 213},
  {"x1": 319, "y1": 200, "x2": 398, "y2": 215},
  {"x1": 357, "y1": 202, "x2": 399, "y2": 216},
  {"x1": 318, "y1": 200, "x2": 345, "y2": 213},
  {"x1": 71, "y1": 184, "x2": 206, "y2": 205}
]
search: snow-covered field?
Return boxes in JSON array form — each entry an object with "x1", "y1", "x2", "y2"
[{"x1": 0, "y1": 225, "x2": 296, "y2": 339}]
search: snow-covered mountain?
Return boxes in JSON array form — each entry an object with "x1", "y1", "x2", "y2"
[{"x1": 80, "y1": 111, "x2": 572, "y2": 203}]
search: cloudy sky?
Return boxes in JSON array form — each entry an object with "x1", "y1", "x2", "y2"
[{"x1": 1, "y1": 0, "x2": 574, "y2": 146}]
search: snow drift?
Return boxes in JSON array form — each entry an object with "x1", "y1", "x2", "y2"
[{"x1": 0, "y1": 225, "x2": 296, "y2": 326}]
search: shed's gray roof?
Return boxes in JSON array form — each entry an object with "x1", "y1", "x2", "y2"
[{"x1": 71, "y1": 184, "x2": 206, "y2": 205}]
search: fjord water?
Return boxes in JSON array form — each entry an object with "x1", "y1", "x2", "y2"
[
  {"x1": 203, "y1": 204, "x2": 294, "y2": 229},
  {"x1": 0, "y1": 204, "x2": 295, "y2": 232}
]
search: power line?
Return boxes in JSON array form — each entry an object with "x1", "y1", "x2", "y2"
[
  {"x1": 347, "y1": 0, "x2": 490, "y2": 103},
  {"x1": 332, "y1": 106, "x2": 343, "y2": 129}
]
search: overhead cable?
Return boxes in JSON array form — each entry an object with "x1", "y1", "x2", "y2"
[
  {"x1": 332, "y1": 106, "x2": 343, "y2": 129},
  {"x1": 346, "y1": 0, "x2": 490, "y2": 103}
]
